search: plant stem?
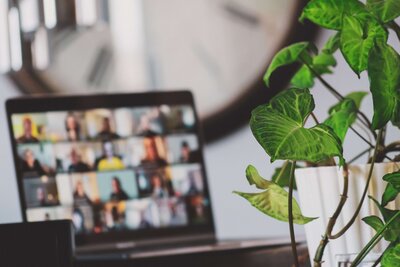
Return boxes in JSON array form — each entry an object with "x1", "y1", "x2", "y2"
[
  {"x1": 348, "y1": 148, "x2": 372, "y2": 164},
  {"x1": 311, "y1": 112, "x2": 320, "y2": 124},
  {"x1": 288, "y1": 161, "x2": 299, "y2": 267},
  {"x1": 303, "y1": 62, "x2": 376, "y2": 139},
  {"x1": 350, "y1": 126, "x2": 374, "y2": 148},
  {"x1": 274, "y1": 160, "x2": 289, "y2": 185},
  {"x1": 383, "y1": 141, "x2": 400, "y2": 154},
  {"x1": 371, "y1": 252, "x2": 383, "y2": 267},
  {"x1": 313, "y1": 234, "x2": 329, "y2": 267},
  {"x1": 389, "y1": 21, "x2": 400, "y2": 41},
  {"x1": 313, "y1": 165, "x2": 349, "y2": 266},
  {"x1": 350, "y1": 210, "x2": 400, "y2": 267},
  {"x1": 327, "y1": 129, "x2": 383, "y2": 239}
]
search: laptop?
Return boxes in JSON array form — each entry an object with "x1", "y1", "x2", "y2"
[{"x1": 6, "y1": 91, "x2": 292, "y2": 261}]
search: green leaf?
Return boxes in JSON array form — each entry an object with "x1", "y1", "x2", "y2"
[
  {"x1": 245, "y1": 165, "x2": 273, "y2": 190},
  {"x1": 250, "y1": 88, "x2": 343, "y2": 164},
  {"x1": 369, "y1": 196, "x2": 400, "y2": 242},
  {"x1": 383, "y1": 171, "x2": 400, "y2": 191},
  {"x1": 362, "y1": 215, "x2": 385, "y2": 232},
  {"x1": 340, "y1": 16, "x2": 388, "y2": 75},
  {"x1": 368, "y1": 42, "x2": 400, "y2": 129},
  {"x1": 344, "y1": 91, "x2": 368, "y2": 109},
  {"x1": 234, "y1": 189, "x2": 316, "y2": 225},
  {"x1": 322, "y1": 33, "x2": 340, "y2": 54},
  {"x1": 369, "y1": 196, "x2": 395, "y2": 221},
  {"x1": 290, "y1": 53, "x2": 335, "y2": 89},
  {"x1": 382, "y1": 172, "x2": 400, "y2": 206},
  {"x1": 264, "y1": 42, "x2": 310, "y2": 86},
  {"x1": 234, "y1": 167, "x2": 316, "y2": 225},
  {"x1": 381, "y1": 243, "x2": 400, "y2": 267},
  {"x1": 300, "y1": 0, "x2": 370, "y2": 30},
  {"x1": 290, "y1": 65, "x2": 314, "y2": 89},
  {"x1": 324, "y1": 99, "x2": 358, "y2": 142},
  {"x1": 271, "y1": 162, "x2": 298, "y2": 189},
  {"x1": 363, "y1": 215, "x2": 400, "y2": 243},
  {"x1": 382, "y1": 183, "x2": 399, "y2": 207},
  {"x1": 313, "y1": 53, "x2": 337, "y2": 67},
  {"x1": 367, "y1": 0, "x2": 400, "y2": 23}
]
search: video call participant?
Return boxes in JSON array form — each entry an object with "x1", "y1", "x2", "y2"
[
  {"x1": 68, "y1": 148, "x2": 91, "y2": 173},
  {"x1": 110, "y1": 177, "x2": 129, "y2": 201},
  {"x1": 72, "y1": 207, "x2": 86, "y2": 234},
  {"x1": 137, "y1": 108, "x2": 166, "y2": 135},
  {"x1": 36, "y1": 187, "x2": 46, "y2": 206},
  {"x1": 95, "y1": 141, "x2": 125, "y2": 171},
  {"x1": 188, "y1": 196, "x2": 208, "y2": 224},
  {"x1": 73, "y1": 180, "x2": 92, "y2": 206},
  {"x1": 72, "y1": 180, "x2": 94, "y2": 233},
  {"x1": 179, "y1": 141, "x2": 200, "y2": 163},
  {"x1": 151, "y1": 173, "x2": 174, "y2": 198},
  {"x1": 65, "y1": 113, "x2": 82, "y2": 141},
  {"x1": 138, "y1": 210, "x2": 152, "y2": 229},
  {"x1": 17, "y1": 117, "x2": 40, "y2": 143},
  {"x1": 21, "y1": 148, "x2": 47, "y2": 177},
  {"x1": 96, "y1": 117, "x2": 120, "y2": 141},
  {"x1": 140, "y1": 135, "x2": 167, "y2": 168}
]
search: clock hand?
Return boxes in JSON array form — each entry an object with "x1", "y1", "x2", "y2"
[
  {"x1": 223, "y1": 3, "x2": 260, "y2": 27},
  {"x1": 87, "y1": 45, "x2": 112, "y2": 90}
]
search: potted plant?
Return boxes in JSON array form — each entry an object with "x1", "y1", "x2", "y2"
[{"x1": 234, "y1": 0, "x2": 400, "y2": 266}]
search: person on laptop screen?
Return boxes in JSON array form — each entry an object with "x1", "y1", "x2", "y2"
[
  {"x1": 110, "y1": 177, "x2": 129, "y2": 201},
  {"x1": 96, "y1": 117, "x2": 120, "y2": 141},
  {"x1": 96, "y1": 141, "x2": 125, "y2": 171},
  {"x1": 17, "y1": 117, "x2": 40, "y2": 143}
]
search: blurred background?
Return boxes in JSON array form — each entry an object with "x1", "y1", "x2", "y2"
[{"x1": 0, "y1": 0, "x2": 398, "y2": 240}]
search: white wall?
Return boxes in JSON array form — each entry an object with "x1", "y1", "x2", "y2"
[
  {"x1": 0, "y1": 28, "x2": 398, "y2": 241},
  {"x1": 0, "y1": 77, "x2": 22, "y2": 223}
]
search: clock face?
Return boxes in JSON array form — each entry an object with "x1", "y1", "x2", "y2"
[{"x1": 9, "y1": 0, "x2": 316, "y2": 142}]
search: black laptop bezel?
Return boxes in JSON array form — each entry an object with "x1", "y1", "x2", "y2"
[{"x1": 6, "y1": 90, "x2": 216, "y2": 247}]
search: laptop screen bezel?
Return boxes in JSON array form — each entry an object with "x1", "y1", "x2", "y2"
[{"x1": 6, "y1": 90, "x2": 216, "y2": 247}]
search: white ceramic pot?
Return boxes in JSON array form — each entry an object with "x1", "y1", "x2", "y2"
[{"x1": 295, "y1": 162, "x2": 400, "y2": 267}]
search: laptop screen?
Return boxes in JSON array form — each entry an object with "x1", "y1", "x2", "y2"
[{"x1": 6, "y1": 91, "x2": 214, "y2": 246}]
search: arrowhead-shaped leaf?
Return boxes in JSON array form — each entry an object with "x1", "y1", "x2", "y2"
[
  {"x1": 362, "y1": 215, "x2": 385, "y2": 232},
  {"x1": 363, "y1": 215, "x2": 399, "y2": 242},
  {"x1": 250, "y1": 88, "x2": 343, "y2": 164},
  {"x1": 300, "y1": 0, "x2": 370, "y2": 30},
  {"x1": 322, "y1": 33, "x2": 341, "y2": 54},
  {"x1": 324, "y1": 98, "x2": 358, "y2": 142},
  {"x1": 382, "y1": 172, "x2": 400, "y2": 206},
  {"x1": 264, "y1": 42, "x2": 310, "y2": 87},
  {"x1": 367, "y1": 0, "x2": 400, "y2": 23},
  {"x1": 341, "y1": 16, "x2": 388, "y2": 75},
  {"x1": 383, "y1": 172, "x2": 400, "y2": 191},
  {"x1": 290, "y1": 35, "x2": 338, "y2": 89},
  {"x1": 368, "y1": 42, "x2": 400, "y2": 129},
  {"x1": 245, "y1": 165, "x2": 273, "y2": 190},
  {"x1": 235, "y1": 166, "x2": 316, "y2": 225},
  {"x1": 382, "y1": 183, "x2": 398, "y2": 207},
  {"x1": 381, "y1": 243, "x2": 400, "y2": 267},
  {"x1": 234, "y1": 190, "x2": 316, "y2": 225},
  {"x1": 344, "y1": 91, "x2": 368, "y2": 110},
  {"x1": 369, "y1": 196, "x2": 400, "y2": 242},
  {"x1": 291, "y1": 65, "x2": 315, "y2": 89}
]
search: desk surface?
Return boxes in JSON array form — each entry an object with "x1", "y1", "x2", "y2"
[{"x1": 76, "y1": 241, "x2": 310, "y2": 267}]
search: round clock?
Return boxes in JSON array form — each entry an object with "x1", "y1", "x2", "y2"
[{"x1": 6, "y1": 0, "x2": 317, "y2": 143}]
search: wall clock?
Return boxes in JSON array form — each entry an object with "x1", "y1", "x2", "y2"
[{"x1": 3, "y1": 0, "x2": 317, "y2": 143}]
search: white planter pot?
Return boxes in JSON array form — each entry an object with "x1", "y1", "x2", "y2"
[{"x1": 295, "y1": 162, "x2": 400, "y2": 267}]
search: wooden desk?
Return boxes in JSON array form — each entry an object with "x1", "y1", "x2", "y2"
[{"x1": 76, "y1": 243, "x2": 310, "y2": 267}]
